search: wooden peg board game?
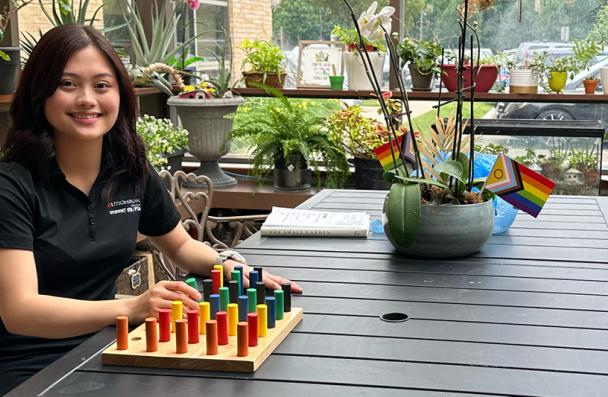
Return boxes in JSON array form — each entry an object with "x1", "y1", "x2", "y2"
[{"x1": 102, "y1": 307, "x2": 303, "y2": 373}]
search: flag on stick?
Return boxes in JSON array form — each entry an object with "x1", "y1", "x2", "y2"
[
  {"x1": 484, "y1": 154, "x2": 555, "y2": 218},
  {"x1": 373, "y1": 131, "x2": 416, "y2": 172}
]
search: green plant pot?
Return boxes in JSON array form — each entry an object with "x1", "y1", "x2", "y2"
[
  {"x1": 383, "y1": 194, "x2": 494, "y2": 258},
  {"x1": 329, "y1": 75, "x2": 344, "y2": 90},
  {"x1": 548, "y1": 71, "x2": 567, "y2": 93},
  {"x1": 0, "y1": 47, "x2": 20, "y2": 95}
]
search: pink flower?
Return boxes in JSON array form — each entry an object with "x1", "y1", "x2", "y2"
[{"x1": 186, "y1": 0, "x2": 200, "y2": 10}]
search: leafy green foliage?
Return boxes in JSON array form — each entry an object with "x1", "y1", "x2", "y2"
[
  {"x1": 230, "y1": 86, "x2": 348, "y2": 188},
  {"x1": 327, "y1": 105, "x2": 383, "y2": 160},
  {"x1": 397, "y1": 37, "x2": 442, "y2": 74},
  {"x1": 240, "y1": 39, "x2": 285, "y2": 76},
  {"x1": 385, "y1": 183, "x2": 421, "y2": 248},
  {"x1": 137, "y1": 115, "x2": 188, "y2": 170},
  {"x1": 38, "y1": 0, "x2": 103, "y2": 26}
]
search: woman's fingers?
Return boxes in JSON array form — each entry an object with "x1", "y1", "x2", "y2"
[{"x1": 263, "y1": 271, "x2": 303, "y2": 294}]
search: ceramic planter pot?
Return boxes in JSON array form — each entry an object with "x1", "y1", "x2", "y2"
[
  {"x1": 273, "y1": 152, "x2": 311, "y2": 191},
  {"x1": 383, "y1": 197, "x2": 494, "y2": 258},
  {"x1": 0, "y1": 47, "x2": 20, "y2": 95},
  {"x1": 583, "y1": 79, "x2": 598, "y2": 94},
  {"x1": 548, "y1": 71, "x2": 567, "y2": 93},
  {"x1": 509, "y1": 69, "x2": 538, "y2": 94},
  {"x1": 343, "y1": 51, "x2": 385, "y2": 91},
  {"x1": 242, "y1": 71, "x2": 286, "y2": 89},
  {"x1": 167, "y1": 96, "x2": 245, "y2": 187},
  {"x1": 441, "y1": 64, "x2": 498, "y2": 93},
  {"x1": 408, "y1": 64, "x2": 434, "y2": 91}
]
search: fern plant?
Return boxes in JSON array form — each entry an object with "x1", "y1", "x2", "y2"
[{"x1": 230, "y1": 86, "x2": 348, "y2": 188}]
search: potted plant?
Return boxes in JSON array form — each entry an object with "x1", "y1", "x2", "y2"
[
  {"x1": 331, "y1": 1, "x2": 395, "y2": 91},
  {"x1": 137, "y1": 114, "x2": 188, "y2": 172},
  {"x1": 509, "y1": 52, "x2": 544, "y2": 94},
  {"x1": 539, "y1": 147, "x2": 569, "y2": 180},
  {"x1": 572, "y1": 37, "x2": 603, "y2": 94},
  {"x1": 441, "y1": 52, "x2": 500, "y2": 93},
  {"x1": 397, "y1": 37, "x2": 442, "y2": 91},
  {"x1": 327, "y1": 105, "x2": 393, "y2": 189},
  {"x1": 167, "y1": 53, "x2": 244, "y2": 187},
  {"x1": 569, "y1": 147, "x2": 599, "y2": 185},
  {"x1": 230, "y1": 86, "x2": 349, "y2": 191},
  {"x1": 0, "y1": 1, "x2": 31, "y2": 94},
  {"x1": 240, "y1": 38, "x2": 286, "y2": 89},
  {"x1": 546, "y1": 55, "x2": 579, "y2": 93},
  {"x1": 583, "y1": 75, "x2": 599, "y2": 94}
]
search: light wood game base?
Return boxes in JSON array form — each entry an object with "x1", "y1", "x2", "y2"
[{"x1": 102, "y1": 307, "x2": 303, "y2": 372}]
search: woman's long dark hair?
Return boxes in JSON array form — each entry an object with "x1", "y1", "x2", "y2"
[{"x1": 3, "y1": 24, "x2": 147, "y2": 197}]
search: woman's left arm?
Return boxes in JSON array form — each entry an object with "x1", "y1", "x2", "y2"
[{"x1": 148, "y1": 224, "x2": 302, "y2": 293}]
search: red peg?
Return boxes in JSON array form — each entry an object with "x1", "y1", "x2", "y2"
[
  {"x1": 211, "y1": 269, "x2": 221, "y2": 294},
  {"x1": 247, "y1": 312, "x2": 258, "y2": 347},
  {"x1": 187, "y1": 310, "x2": 199, "y2": 343},
  {"x1": 216, "y1": 311, "x2": 228, "y2": 345},
  {"x1": 158, "y1": 309, "x2": 170, "y2": 342}
]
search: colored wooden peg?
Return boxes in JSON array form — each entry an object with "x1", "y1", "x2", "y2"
[
  {"x1": 256, "y1": 304, "x2": 267, "y2": 337},
  {"x1": 158, "y1": 309, "x2": 171, "y2": 342},
  {"x1": 187, "y1": 310, "x2": 199, "y2": 343},
  {"x1": 145, "y1": 317, "x2": 158, "y2": 352},
  {"x1": 231, "y1": 269, "x2": 241, "y2": 297},
  {"x1": 247, "y1": 288, "x2": 257, "y2": 313},
  {"x1": 211, "y1": 269, "x2": 221, "y2": 294},
  {"x1": 281, "y1": 282, "x2": 292, "y2": 312},
  {"x1": 213, "y1": 264, "x2": 224, "y2": 288},
  {"x1": 175, "y1": 319, "x2": 188, "y2": 354},
  {"x1": 185, "y1": 277, "x2": 198, "y2": 291},
  {"x1": 219, "y1": 287, "x2": 229, "y2": 311},
  {"x1": 228, "y1": 280, "x2": 239, "y2": 304},
  {"x1": 234, "y1": 265, "x2": 244, "y2": 295},
  {"x1": 171, "y1": 301, "x2": 183, "y2": 333},
  {"x1": 249, "y1": 270, "x2": 259, "y2": 287},
  {"x1": 253, "y1": 266, "x2": 263, "y2": 283},
  {"x1": 209, "y1": 294, "x2": 220, "y2": 319},
  {"x1": 227, "y1": 303, "x2": 238, "y2": 336},
  {"x1": 238, "y1": 295, "x2": 248, "y2": 322},
  {"x1": 216, "y1": 311, "x2": 228, "y2": 345},
  {"x1": 206, "y1": 320, "x2": 218, "y2": 355},
  {"x1": 274, "y1": 290, "x2": 284, "y2": 320},
  {"x1": 198, "y1": 302, "x2": 210, "y2": 335},
  {"x1": 266, "y1": 296, "x2": 276, "y2": 329},
  {"x1": 247, "y1": 312, "x2": 258, "y2": 347},
  {"x1": 255, "y1": 281, "x2": 265, "y2": 305},
  {"x1": 237, "y1": 322, "x2": 249, "y2": 357},
  {"x1": 116, "y1": 315, "x2": 129, "y2": 350},
  {"x1": 202, "y1": 279, "x2": 212, "y2": 301}
]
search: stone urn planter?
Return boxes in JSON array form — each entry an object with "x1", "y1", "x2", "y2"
[
  {"x1": 343, "y1": 51, "x2": 385, "y2": 91},
  {"x1": 167, "y1": 96, "x2": 245, "y2": 187},
  {"x1": 383, "y1": 194, "x2": 494, "y2": 258}
]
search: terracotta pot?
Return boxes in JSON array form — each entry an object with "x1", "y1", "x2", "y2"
[
  {"x1": 583, "y1": 169, "x2": 599, "y2": 185},
  {"x1": 242, "y1": 71, "x2": 287, "y2": 89},
  {"x1": 583, "y1": 79, "x2": 598, "y2": 94},
  {"x1": 440, "y1": 64, "x2": 498, "y2": 93}
]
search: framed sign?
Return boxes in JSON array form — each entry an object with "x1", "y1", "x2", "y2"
[{"x1": 296, "y1": 40, "x2": 345, "y2": 88}]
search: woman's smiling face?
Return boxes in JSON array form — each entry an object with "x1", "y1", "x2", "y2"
[{"x1": 44, "y1": 45, "x2": 120, "y2": 144}]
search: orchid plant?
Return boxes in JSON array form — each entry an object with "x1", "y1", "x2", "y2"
[{"x1": 332, "y1": 1, "x2": 395, "y2": 53}]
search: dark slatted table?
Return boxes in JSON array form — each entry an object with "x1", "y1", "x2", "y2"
[{"x1": 10, "y1": 190, "x2": 608, "y2": 396}]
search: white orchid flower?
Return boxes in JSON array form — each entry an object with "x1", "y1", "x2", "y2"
[{"x1": 358, "y1": 1, "x2": 395, "y2": 42}]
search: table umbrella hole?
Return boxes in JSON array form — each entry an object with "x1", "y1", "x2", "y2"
[
  {"x1": 131, "y1": 336, "x2": 142, "y2": 341},
  {"x1": 380, "y1": 312, "x2": 409, "y2": 322}
]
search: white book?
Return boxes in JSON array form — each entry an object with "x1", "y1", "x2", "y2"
[{"x1": 260, "y1": 207, "x2": 370, "y2": 237}]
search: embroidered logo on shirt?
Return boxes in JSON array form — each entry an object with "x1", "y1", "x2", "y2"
[{"x1": 106, "y1": 198, "x2": 141, "y2": 215}]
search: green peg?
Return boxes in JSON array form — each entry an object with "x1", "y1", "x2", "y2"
[
  {"x1": 247, "y1": 288, "x2": 257, "y2": 313},
  {"x1": 274, "y1": 289, "x2": 284, "y2": 320},
  {"x1": 219, "y1": 287, "x2": 229, "y2": 311},
  {"x1": 185, "y1": 277, "x2": 198, "y2": 290}
]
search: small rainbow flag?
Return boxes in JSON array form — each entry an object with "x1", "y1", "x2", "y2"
[
  {"x1": 373, "y1": 132, "x2": 416, "y2": 172},
  {"x1": 484, "y1": 154, "x2": 555, "y2": 218}
]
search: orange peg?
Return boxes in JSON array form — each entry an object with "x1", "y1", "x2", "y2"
[
  {"x1": 116, "y1": 315, "x2": 129, "y2": 350},
  {"x1": 145, "y1": 317, "x2": 158, "y2": 352},
  {"x1": 206, "y1": 320, "x2": 218, "y2": 355},
  {"x1": 237, "y1": 322, "x2": 249, "y2": 357},
  {"x1": 175, "y1": 319, "x2": 188, "y2": 354}
]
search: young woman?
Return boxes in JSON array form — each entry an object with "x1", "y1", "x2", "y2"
[{"x1": 0, "y1": 24, "x2": 302, "y2": 394}]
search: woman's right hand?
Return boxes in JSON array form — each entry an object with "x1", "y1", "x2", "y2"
[{"x1": 129, "y1": 280, "x2": 201, "y2": 324}]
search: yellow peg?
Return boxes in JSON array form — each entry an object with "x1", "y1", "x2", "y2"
[
  {"x1": 227, "y1": 303, "x2": 238, "y2": 336},
  {"x1": 256, "y1": 304, "x2": 268, "y2": 337},
  {"x1": 198, "y1": 301, "x2": 210, "y2": 335},
  {"x1": 171, "y1": 300, "x2": 182, "y2": 333},
  {"x1": 214, "y1": 264, "x2": 224, "y2": 288}
]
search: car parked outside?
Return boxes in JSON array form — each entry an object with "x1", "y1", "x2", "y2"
[{"x1": 515, "y1": 41, "x2": 573, "y2": 65}]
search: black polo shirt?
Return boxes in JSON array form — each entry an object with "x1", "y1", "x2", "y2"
[{"x1": 0, "y1": 158, "x2": 180, "y2": 391}]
